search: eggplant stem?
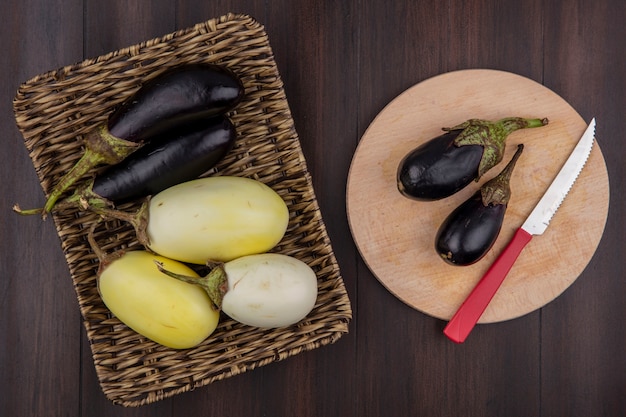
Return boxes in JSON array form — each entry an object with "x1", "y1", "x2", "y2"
[
  {"x1": 41, "y1": 125, "x2": 141, "y2": 215},
  {"x1": 480, "y1": 144, "x2": 524, "y2": 206},
  {"x1": 154, "y1": 261, "x2": 227, "y2": 310},
  {"x1": 499, "y1": 117, "x2": 549, "y2": 132},
  {"x1": 450, "y1": 117, "x2": 547, "y2": 180},
  {"x1": 12, "y1": 197, "x2": 94, "y2": 218},
  {"x1": 86, "y1": 217, "x2": 126, "y2": 276},
  {"x1": 12, "y1": 204, "x2": 43, "y2": 216},
  {"x1": 87, "y1": 202, "x2": 150, "y2": 246},
  {"x1": 42, "y1": 147, "x2": 106, "y2": 214},
  {"x1": 86, "y1": 219, "x2": 106, "y2": 263}
]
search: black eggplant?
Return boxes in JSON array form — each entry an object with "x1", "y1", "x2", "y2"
[
  {"x1": 38, "y1": 64, "x2": 244, "y2": 214},
  {"x1": 107, "y1": 64, "x2": 243, "y2": 143},
  {"x1": 89, "y1": 115, "x2": 236, "y2": 205},
  {"x1": 435, "y1": 144, "x2": 524, "y2": 266},
  {"x1": 397, "y1": 117, "x2": 546, "y2": 201},
  {"x1": 16, "y1": 116, "x2": 236, "y2": 215}
]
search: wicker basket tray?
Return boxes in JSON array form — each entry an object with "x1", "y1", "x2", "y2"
[{"x1": 13, "y1": 13, "x2": 351, "y2": 407}]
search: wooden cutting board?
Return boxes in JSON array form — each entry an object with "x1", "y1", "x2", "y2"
[{"x1": 346, "y1": 69, "x2": 609, "y2": 323}]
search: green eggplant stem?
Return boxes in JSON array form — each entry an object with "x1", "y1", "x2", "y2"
[
  {"x1": 12, "y1": 179, "x2": 99, "y2": 218},
  {"x1": 154, "y1": 261, "x2": 228, "y2": 310},
  {"x1": 13, "y1": 176, "x2": 115, "y2": 217},
  {"x1": 12, "y1": 204, "x2": 44, "y2": 216},
  {"x1": 480, "y1": 144, "x2": 525, "y2": 206},
  {"x1": 83, "y1": 201, "x2": 151, "y2": 247},
  {"x1": 43, "y1": 147, "x2": 105, "y2": 214},
  {"x1": 12, "y1": 191, "x2": 99, "y2": 216},
  {"x1": 446, "y1": 117, "x2": 547, "y2": 180},
  {"x1": 39, "y1": 124, "x2": 142, "y2": 216}
]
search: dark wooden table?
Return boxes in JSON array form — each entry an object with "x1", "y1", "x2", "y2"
[{"x1": 2, "y1": 1, "x2": 624, "y2": 416}]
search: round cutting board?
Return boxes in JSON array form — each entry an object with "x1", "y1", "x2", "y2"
[{"x1": 346, "y1": 69, "x2": 609, "y2": 323}]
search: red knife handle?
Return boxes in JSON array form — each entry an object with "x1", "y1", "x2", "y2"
[{"x1": 443, "y1": 227, "x2": 533, "y2": 343}]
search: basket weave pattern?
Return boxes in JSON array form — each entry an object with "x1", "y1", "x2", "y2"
[{"x1": 13, "y1": 14, "x2": 351, "y2": 407}]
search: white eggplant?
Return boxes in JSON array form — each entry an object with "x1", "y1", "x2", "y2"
[
  {"x1": 157, "y1": 253, "x2": 318, "y2": 328},
  {"x1": 145, "y1": 176, "x2": 289, "y2": 264}
]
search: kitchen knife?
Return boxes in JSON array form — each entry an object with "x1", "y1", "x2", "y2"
[{"x1": 443, "y1": 118, "x2": 596, "y2": 343}]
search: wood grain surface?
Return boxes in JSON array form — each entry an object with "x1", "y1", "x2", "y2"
[
  {"x1": 347, "y1": 69, "x2": 609, "y2": 322},
  {"x1": 1, "y1": 1, "x2": 624, "y2": 417}
]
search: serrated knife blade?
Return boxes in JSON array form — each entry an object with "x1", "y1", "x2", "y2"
[
  {"x1": 521, "y1": 118, "x2": 596, "y2": 235},
  {"x1": 443, "y1": 118, "x2": 596, "y2": 343}
]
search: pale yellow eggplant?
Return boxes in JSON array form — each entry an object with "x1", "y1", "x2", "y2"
[{"x1": 98, "y1": 250, "x2": 219, "y2": 349}]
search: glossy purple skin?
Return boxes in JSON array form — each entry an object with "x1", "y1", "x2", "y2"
[
  {"x1": 107, "y1": 64, "x2": 244, "y2": 143},
  {"x1": 92, "y1": 116, "x2": 236, "y2": 204},
  {"x1": 435, "y1": 191, "x2": 506, "y2": 266},
  {"x1": 397, "y1": 130, "x2": 483, "y2": 201}
]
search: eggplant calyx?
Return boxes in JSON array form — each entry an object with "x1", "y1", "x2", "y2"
[
  {"x1": 57, "y1": 181, "x2": 112, "y2": 209},
  {"x1": 80, "y1": 199, "x2": 151, "y2": 248},
  {"x1": 445, "y1": 117, "x2": 547, "y2": 180},
  {"x1": 41, "y1": 124, "x2": 142, "y2": 215},
  {"x1": 480, "y1": 144, "x2": 524, "y2": 206},
  {"x1": 155, "y1": 261, "x2": 226, "y2": 311},
  {"x1": 85, "y1": 123, "x2": 144, "y2": 165}
]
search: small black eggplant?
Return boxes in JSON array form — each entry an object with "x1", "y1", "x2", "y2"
[
  {"x1": 38, "y1": 64, "x2": 244, "y2": 214},
  {"x1": 397, "y1": 117, "x2": 546, "y2": 201},
  {"x1": 435, "y1": 144, "x2": 524, "y2": 266}
]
